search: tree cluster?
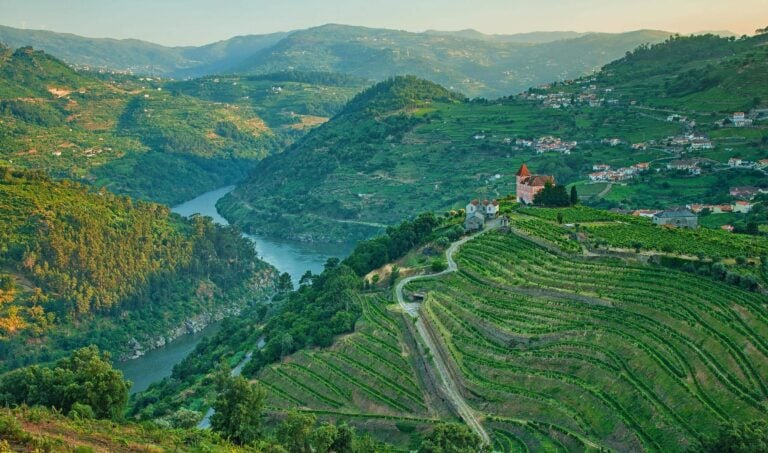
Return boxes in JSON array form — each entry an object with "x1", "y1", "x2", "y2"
[{"x1": 0, "y1": 346, "x2": 129, "y2": 419}]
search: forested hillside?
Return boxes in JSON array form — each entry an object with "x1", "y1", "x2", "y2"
[
  {"x1": 221, "y1": 35, "x2": 768, "y2": 242},
  {"x1": 0, "y1": 24, "x2": 673, "y2": 98},
  {"x1": 0, "y1": 168, "x2": 276, "y2": 371},
  {"x1": 0, "y1": 45, "x2": 363, "y2": 204}
]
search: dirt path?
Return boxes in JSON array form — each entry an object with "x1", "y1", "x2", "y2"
[
  {"x1": 595, "y1": 182, "x2": 613, "y2": 198},
  {"x1": 394, "y1": 222, "x2": 498, "y2": 445}
]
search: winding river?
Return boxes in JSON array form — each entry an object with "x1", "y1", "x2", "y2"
[{"x1": 118, "y1": 186, "x2": 354, "y2": 394}]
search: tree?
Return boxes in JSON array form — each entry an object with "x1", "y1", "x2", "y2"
[
  {"x1": 276, "y1": 411, "x2": 316, "y2": 453},
  {"x1": 746, "y1": 221, "x2": 759, "y2": 236},
  {"x1": 756, "y1": 26, "x2": 768, "y2": 35},
  {"x1": 570, "y1": 185, "x2": 579, "y2": 205},
  {"x1": 0, "y1": 346, "x2": 129, "y2": 420},
  {"x1": 698, "y1": 420, "x2": 768, "y2": 452},
  {"x1": 533, "y1": 182, "x2": 570, "y2": 207},
  {"x1": 210, "y1": 376, "x2": 266, "y2": 445},
  {"x1": 311, "y1": 423, "x2": 339, "y2": 453},
  {"x1": 419, "y1": 423, "x2": 488, "y2": 453},
  {"x1": 331, "y1": 423, "x2": 355, "y2": 453},
  {"x1": 277, "y1": 272, "x2": 293, "y2": 291}
]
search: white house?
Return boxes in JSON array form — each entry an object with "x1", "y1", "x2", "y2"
[
  {"x1": 732, "y1": 112, "x2": 753, "y2": 127},
  {"x1": 732, "y1": 201, "x2": 753, "y2": 213}
]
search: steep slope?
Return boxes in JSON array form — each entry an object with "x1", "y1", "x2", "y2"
[
  {"x1": 130, "y1": 200, "x2": 767, "y2": 450},
  {"x1": 595, "y1": 33, "x2": 768, "y2": 110},
  {"x1": 0, "y1": 46, "x2": 363, "y2": 204},
  {"x1": 221, "y1": 35, "x2": 768, "y2": 242},
  {"x1": 0, "y1": 168, "x2": 275, "y2": 371}
]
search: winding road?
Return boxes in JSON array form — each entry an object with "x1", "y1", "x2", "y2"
[{"x1": 394, "y1": 221, "x2": 499, "y2": 445}]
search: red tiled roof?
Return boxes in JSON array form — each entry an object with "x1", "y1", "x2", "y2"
[
  {"x1": 524, "y1": 175, "x2": 555, "y2": 187},
  {"x1": 516, "y1": 163, "x2": 531, "y2": 177}
]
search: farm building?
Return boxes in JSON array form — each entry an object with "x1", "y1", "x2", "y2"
[{"x1": 652, "y1": 209, "x2": 698, "y2": 229}]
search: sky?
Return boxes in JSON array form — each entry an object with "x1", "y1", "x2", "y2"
[{"x1": 0, "y1": 0, "x2": 765, "y2": 46}]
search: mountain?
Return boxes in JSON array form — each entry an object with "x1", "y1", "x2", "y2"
[
  {"x1": 235, "y1": 24, "x2": 673, "y2": 97},
  {"x1": 220, "y1": 34, "x2": 768, "y2": 243},
  {"x1": 422, "y1": 29, "x2": 588, "y2": 43},
  {"x1": 0, "y1": 168, "x2": 276, "y2": 371},
  {"x1": 0, "y1": 45, "x2": 364, "y2": 204},
  {"x1": 1, "y1": 24, "x2": 672, "y2": 98},
  {"x1": 0, "y1": 24, "x2": 288, "y2": 76}
]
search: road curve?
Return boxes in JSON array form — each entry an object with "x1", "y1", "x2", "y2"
[{"x1": 394, "y1": 222, "x2": 498, "y2": 444}]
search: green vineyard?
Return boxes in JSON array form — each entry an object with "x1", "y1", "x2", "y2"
[
  {"x1": 406, "y1": 230, "x2": 768, "y2": 452},
  {"x1": 258, "y1": 294, "x2": 452, "y2": 443}
]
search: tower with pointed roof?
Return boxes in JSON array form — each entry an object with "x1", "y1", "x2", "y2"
[{"x1": 516, "y1": 163, "x2": 554, "y2": 204}]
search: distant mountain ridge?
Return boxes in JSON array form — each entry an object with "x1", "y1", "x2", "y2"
[{"x1": 0, "y1": 23, "x2": 673, "y2": 97}]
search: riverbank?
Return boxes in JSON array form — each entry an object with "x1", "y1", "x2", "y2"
[{"x1": 117, "y1": 186, "x2": 353, "y2": 394}]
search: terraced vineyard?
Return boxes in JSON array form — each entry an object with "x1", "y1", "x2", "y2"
[
  {"x1": 584, "y1": 222, "x2": 768, "y2": 258},
  {"x1": 258, "y1": 294, "x2": 450, "y2": 440},
  {"x1": 406, "y1": 230, "x2": 768, "y2": 451}
]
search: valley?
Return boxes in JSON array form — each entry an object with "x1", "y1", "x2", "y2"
[{"x1": 0, "y1": 10, "x2": 766, "y2": 452}]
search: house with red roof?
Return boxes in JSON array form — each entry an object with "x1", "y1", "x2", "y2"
[{"x1": 516, "y1": 163, "x2": 555, "y2": 204}]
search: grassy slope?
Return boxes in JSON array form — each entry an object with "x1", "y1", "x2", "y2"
[
  {"x1": 222, "y1": 35, "x2": 768, "y2": 242},
  {"x1": 0, "y1": 46, "x2": 364, "y2": 205}
]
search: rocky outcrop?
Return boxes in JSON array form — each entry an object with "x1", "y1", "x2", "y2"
[{"x1": 120, "y1": 270, "x2": 277, "y2": 361}]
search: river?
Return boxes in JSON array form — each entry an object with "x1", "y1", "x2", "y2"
[{"x1": 118, "y1": 186, "x2": 354, "y2": 394}]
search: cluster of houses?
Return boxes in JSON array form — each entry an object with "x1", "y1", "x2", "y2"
[
  {"x1": 716, "y1": 111, "x2": 755, "y2": 128},
  {"x1": 589, "y1": 162, "x2": 650, "y2": 182},
  {"x1": 730, "y1": 186, "x2": 767, "y2": 199},
  {"x1": 687, "y1": 201, "x2": 755, "y2": 214},
  {"x1": 463, "y1": 199, "x2": 500, "y2": 231},
  {"x1": 666, "y1": 114, "x2": 697, "y2": 128},
  {"x1": 666, "y1": 157, "x2": 717, "y2": 175},
  {"x1": 728, "y1": 157, "x2": 768, "y2": 169},
  {"x1": 665, "y1": 134, "x2": 713, "y2": 150},
  {"x1": 463, "y1": 163, "x2": 556, "y2": 230},
  {"x1": 515, "y1": 136, "x2": 577, "y2": 154}
]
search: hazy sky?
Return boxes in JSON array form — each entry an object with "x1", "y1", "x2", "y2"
[{"x1": 0, "y1": 0, "x2": 765, "y2": 46}]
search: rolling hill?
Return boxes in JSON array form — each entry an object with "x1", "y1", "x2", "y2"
[
  {"x1": 0, "y1": 45, "x2": 364, "y2": 204},
  {"x1": 219, "y1": 34, "x2": 768, "y2": 243},
  {"x1": 1, "y1": 24, "x2": 674, "y2": 98}
]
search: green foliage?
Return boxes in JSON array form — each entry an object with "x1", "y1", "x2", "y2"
[
  {"x1": 697, "y1": 420, "x2": 768, "y2": 453},
  {"x1": 0, "y1": 168, "x2": 273, "y2": 370},
  {"x1": 533, "y1": 182, "x2": 571, "y2": 207},
  {"x1": 344, "y1": 213, "x2": 440, "y2": 275},
  {"x1": 248, "y1": 261, "x2": 362, "y2": 372},
  {"x1": 0, "y1": 346, "x2": 129, "y2": 419},
  {"x1": 276, "y1": 411, "x2": 316, "y2": 452},
  {"x1": 419, "y1": 423, "x2": 487, "y2": 453},
  {"x1": 0, "y1": 45, "x2": 362, "y2": 206},
  {"x1": 211, "y1": 375, "x2": 266, "y2": 445}
]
